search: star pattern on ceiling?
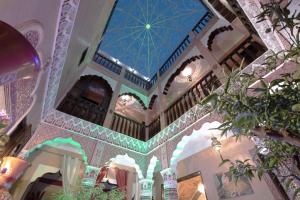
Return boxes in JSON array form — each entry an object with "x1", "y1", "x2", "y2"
[{"x1": 98, "y1": 0, "x2": 208, "y2": 78}]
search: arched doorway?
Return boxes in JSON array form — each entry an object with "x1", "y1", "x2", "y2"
[
  {"x1": 58, "y1": 75, "x2": 113, "y2": 125},
  {"x1": 11, "y1": 137, "x2": 88, "y2": 200}
]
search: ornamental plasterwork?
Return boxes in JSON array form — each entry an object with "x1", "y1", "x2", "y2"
[
  {"x1": 38, "y1": 0, "x2": 284, "y2": 156},
  {"x1": 44, "y1": 109, "x2": 147, "y2": 153},
  {"x1": 43, "y1": 48, "x2": 272, "y2": 155},
  {"x1": 34, "y1": 49, "x2": 281, "y2": 177},
  {"x1": 90, "y1": 141, "x2": 105, "y2": 167},
  {"x1": 19, "y1": 0, "x2": 293, "y2": 177},
  {"x1": 42, "y1": 0, "x2": 80, "y2": 118},
  {"x1": 0, "y1": 71, "x2": 17, "y2": 86},
  {"x1": 236, "y1": 0, "x2": 283, "y2": 52},
  {"x1": 160, "y1": 168, "x2": 177, "y2": 189}
]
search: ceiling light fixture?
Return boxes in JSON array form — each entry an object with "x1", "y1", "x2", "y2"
[
  {"x1": 120, "y1": 95, "x2": 131, "y2": 106},
  {"x1": 145, "y1": 23, "x2": 151, "y2": 30},
  {"x1": 181, "y1": 67, "x2": 193, "y2": 82}
]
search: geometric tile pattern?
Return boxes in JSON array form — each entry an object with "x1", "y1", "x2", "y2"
[
  {"x1": 44, "y1": 109, "x2": 148, "y2": 153},
  {"x1": 42, "y1": 0, "x2": 80, "y2": 118}
]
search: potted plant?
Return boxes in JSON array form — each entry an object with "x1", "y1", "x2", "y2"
[
  {"x1": 201, "y1": 0, "x2": 300, "y2": 198},
  {"x1": 48, "y1": 180, "x2": 125, "y2": 200}
]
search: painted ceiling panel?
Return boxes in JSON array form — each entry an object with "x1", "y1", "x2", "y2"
[{"x1": 98, "y1": 0, "x2": 208, "y2": 78}]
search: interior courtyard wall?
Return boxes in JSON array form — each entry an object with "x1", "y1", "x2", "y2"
[
  {"x1": 12, "y1": 146, "x2": 84, "y2": 200},
  {"x1": 23, "y1": 122, "x2": 148, "y2": 174},
  {"x1": 177, "y1": 137, "x2": 277, "y2": 200}
]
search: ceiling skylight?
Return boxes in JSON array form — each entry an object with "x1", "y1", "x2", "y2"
[{"x1": 98, "y1": 0, "x2": 208, "y2": 78}]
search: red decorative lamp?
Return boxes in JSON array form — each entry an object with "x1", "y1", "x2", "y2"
[
  {"x1": 0, "y1": 21, "x2": 40, "y2": 78},
  {"x1": 0, "y1": 157, "x2": 28, "y2": 189}
]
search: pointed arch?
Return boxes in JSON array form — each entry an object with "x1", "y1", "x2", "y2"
[
  {"x1": 119, "y1": 92, "x2": 147, "y2": 110},
  {"x1": 109, "y1": 154, "x2": 144, "y2": 180},
  {"x1": 169, "y1": 121, "x2": 229, "y2": 169},
  {"x1": 58, "y1": 75, "x2": 113, "y2": 125},
  {"x1": 207, "y1": 25, "x2": 233, "y2": 51},
  {"x1": 163, "y1": 55, "x2": 204, "y2": 95},
  {"x1": 25, "y1": 137, "x2": 88, "y2": 165},
  {"x1": 146, "y1": 156, "x2": 159, "y2": 180}
]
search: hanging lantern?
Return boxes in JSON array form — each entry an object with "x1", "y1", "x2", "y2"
[
  {"x1": 0, "y1": 157, "x2": 28, "y2": 189},
  {"x1": 0, "y1": 21, "x2": 40, "y2": 77}
]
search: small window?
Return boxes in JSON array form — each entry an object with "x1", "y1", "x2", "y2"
[{"x1": 78, "y1": 47, "x2": 88, "y2": 66}]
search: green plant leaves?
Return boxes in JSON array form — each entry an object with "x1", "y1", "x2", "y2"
[{"x1": 201, "y1": 93, "x2": 218, "y2": 106}]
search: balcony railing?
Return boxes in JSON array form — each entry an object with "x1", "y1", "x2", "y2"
[
  {"x1": 93, "y1": 53, "x2": 122, "y2": 75},
  {"x1": 110, "y1": 113, "x2": 161, "y2": 141},
  {"x1": 111, "y1": 112, "x2": 146, "y2": 141},
  {"x1": 146, "y1": 74, "x2": 158, "y2": 90},
  {"x1": 159, "y1": 11, "x2": 215, "y2": 77},
  {"x1": 192, "y1": 11, "x2": 214, "y2": 34},
  {"x1": 124, "y1": 70, "x2": 149, "y2": 90},
  {"x1": 147, "y1": 116, "x2": 161, "y2": 139},
  {"x1": 164, "y1": 71, "x2": 221, "y2": 125},
  {"x1": 94, "y1": 11, "x2": 215, "y2": 90},
  {"x1": 220, "y1": 37, "x2": 267, "y2": 72},
  {"x1": 159, "y1": 35, "x2": 191, "y2": 76}
]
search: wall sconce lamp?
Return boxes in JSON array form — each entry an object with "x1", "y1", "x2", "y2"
[
  {"x1": 211, "y1": 137, "x2": 221, "y2": 151},
  {"x1": 120, "y1": 95, "x2": 131, "y2": 106},
  {"x1": 181, "y1": 67, "x2": 193, "y2": 82},
  {"x1": 211, "y1": 137, "x2": 225, "y2": 161}
]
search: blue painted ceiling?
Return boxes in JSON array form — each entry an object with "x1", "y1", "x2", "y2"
[{"x1": 98, "y1": 0, "x2": 208, "y2": 78}]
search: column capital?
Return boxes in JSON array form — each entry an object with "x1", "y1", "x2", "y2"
[
  {"x1": 139, "y1": 179, "x2": 154, "y2": 199},
  {"x1": 82, "y1": 165, "x2": 100, "y2": 187},
  {"x1": 160, "y1": 168, "x2": 177, "y2": 189},
  {"x1": 160, "y1": 168, "x2": 178, "y2": 200}
]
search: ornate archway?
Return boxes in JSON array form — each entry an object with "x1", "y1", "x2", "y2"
[
  {"x1": 169, "y1": 121, "x2": 226, "y2": 169},
  {"x1": 58, "y1": 75, "x2": 113, "y2": 125}
]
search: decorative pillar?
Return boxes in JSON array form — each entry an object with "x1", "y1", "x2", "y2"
[
  {"x1": 235, "y1": 0, "x2": 284, "y2": 52},
  {"x1": 139, "y1": 179, "x2": 154, "y2": 200},
  {"x1": 160, "y1": 168, "x2": 178, "y2": 200},
  {"x1": 194, "y1": 41, "x2": 227, "y2": 84},
  {"x1": 103, "y1": 68, "x2": 125, "y2": 128},
  {"x1": 156, "y1": 72, "x2": 168, "y2": 130},
  {"x1": 82, "y1": 165, "x2": 100, "y2": 187}
]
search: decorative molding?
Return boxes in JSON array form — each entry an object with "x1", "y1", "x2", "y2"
[
  {"x1": 24, "y1": 30, "x2": 40, "y2": 48},
  {"x1": 148, "y1": 94, "x2": 158, "y2": 110},
  {"x1": 236, "y1": 0, "x2": 283, "y2": 52},
  {"x1": 119, "y1": 92, "x2": 147, "y2": 110},
  {"x1": 160, "y1": 168, "x2": 177, "y2": 189},
  {"x1": 207, "y1": 25, "x2": 233, "y2": 51},
  {"x1": 163, "y1": 55, "x2": 204, "y2": 95},
  {"x1": 44, "y1": 109, "x2": 148, "y2": 153},
  {"x1": 90, "y1": 141, "x2": 105, "y2": 167},
  {"x1": 140, "y1": 179, "x2": 154, "y2": 199},
  {"x1": 42, "y1": 0, "x2": 80, "y2": 118},
  {"x1": 161, "y1": 168, "x2": 179, "y2": 200}
]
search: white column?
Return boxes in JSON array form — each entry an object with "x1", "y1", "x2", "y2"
[
  {"x1": 195, "y1": 41, "x2": 227, "y2": 84},
  {"x1": 139, "y1": 179, "x2": 154, "y2": 200},
  {"x1": 103, "y1": 69, "x2": 125, "y2": 128},
  {"x1": 160, "y1": 168, "x2": 178, "y2": 200},
  {"x1": 82, "y1": 165, "x2": 100, "y2": 187}
]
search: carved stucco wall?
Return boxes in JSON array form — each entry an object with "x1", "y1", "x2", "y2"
[
  {"x1": 236, "y1": 0, "x2": 284, "y2": 52},
  {"x1": 10, "y1": 77, "x2": 37, "y2": 123},
  {"x1": 19, "y1": 0, "x2": 296, "y2": 178},
  {"x1": 23, "y1": 122, "x2": 148, "y2": 175},
  {"x1": 42, "y1": 0, "x2": 80, "y2": 118}
]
